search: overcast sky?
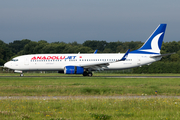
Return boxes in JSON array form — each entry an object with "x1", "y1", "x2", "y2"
[{"x1": 0, "y1": 0, "x2": 180, "y2": 44}]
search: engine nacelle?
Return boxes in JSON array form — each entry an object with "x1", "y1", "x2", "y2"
[{"x1": 64, "y1": 66, "x2": 84, "y2": 74}]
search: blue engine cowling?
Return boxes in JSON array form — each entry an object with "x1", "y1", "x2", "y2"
[{"x1": 64, "y1": 66, "x2": 84, "y2": 74}]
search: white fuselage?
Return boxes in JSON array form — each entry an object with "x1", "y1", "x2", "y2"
[{"x1": 4, "y1": 53, "x2": 161, "y2": 71}]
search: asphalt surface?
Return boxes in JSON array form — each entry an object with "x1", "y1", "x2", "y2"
[{"x1": 1, "y1": 76, "x2": 180, "y2": 78}]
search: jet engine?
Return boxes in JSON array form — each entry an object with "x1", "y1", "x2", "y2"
[{"x1": 64, "y1": 66, "x2": 84, "y2": 74}]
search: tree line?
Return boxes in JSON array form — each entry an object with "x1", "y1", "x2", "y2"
[
  {"x1": 0, "y1": 39, "x2": 180, "y2": 73},
  {"x1": 0, "y1": 39, "x2": 143, "y2": 65}
]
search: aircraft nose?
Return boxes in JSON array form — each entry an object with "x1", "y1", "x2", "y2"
[
  {"x1": 4, "y1": 62, "x2": 10, "y2": 68},
  {"x1": 4, "y1": 63, "x2": 7, "y2": 68}
]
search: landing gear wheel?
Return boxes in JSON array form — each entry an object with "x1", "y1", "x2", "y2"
[
  {"x1": 83, "y1": 71, "x2": 93, "y2": 77},
  {"x1": 88, "y1": 72, "x2": 93, "y2": 77},
  {"x1": 20, "y1": 73, "x2": 24, "y2": 77},
  {"x1": 83, "y1": 72, "x2": 88, "y2": 76}
]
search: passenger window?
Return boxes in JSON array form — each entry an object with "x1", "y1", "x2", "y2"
[{"x1": 11, "y1": 59, "x2": 18, "y2": 61}]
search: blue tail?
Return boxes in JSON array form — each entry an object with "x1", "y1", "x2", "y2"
[{"x1": 130, "y1": 24, "x2": 167, "y2": 54}]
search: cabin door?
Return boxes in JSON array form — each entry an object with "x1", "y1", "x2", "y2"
[
  {"x1": 137, "y1": 56, "x2": 141, "y2": 65},
  {"x1": 24, "y1": 57, "x2": 29, "y2": 65}
]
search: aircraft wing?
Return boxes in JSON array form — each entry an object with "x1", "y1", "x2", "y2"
[{"x1": 78, "y1": 49, "x2": 130, "y2": 70}]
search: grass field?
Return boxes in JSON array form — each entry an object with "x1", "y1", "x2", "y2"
[
  {"x1": 0, "y1": 77, "x2": 180, "y2": 96},
  {"x1": 1, "y1": 98, "x2": 180, "y2": 120},
  {"x1": 1, "y1": 76, "x2": 180, "y2": 119}
]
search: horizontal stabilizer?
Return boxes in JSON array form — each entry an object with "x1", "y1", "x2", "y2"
[{"x1": 150, "y1": 52, "x2": 175, "y2": 58}]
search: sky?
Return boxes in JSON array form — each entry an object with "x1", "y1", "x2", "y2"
[{"x1": 0, "y1": 0, "x2": 180, "y2": 44}]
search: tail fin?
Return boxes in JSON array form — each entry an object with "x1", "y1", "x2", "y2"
[{"x1": 130, "y1": 24, "x2": 167, "y2": 54}]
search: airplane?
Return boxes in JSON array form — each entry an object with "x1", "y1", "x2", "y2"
[{"x1": 4, "y1": 24, "x2": 171, "y2": 77}]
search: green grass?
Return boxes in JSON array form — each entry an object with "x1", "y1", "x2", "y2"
[
  {"x1": 0, "y1": 98, "x2": 180, "y2": 120},
  {"x1": 1, "y1": 72, "x2": 180, "y2": 76},
  {"x1": 1, "y1": 76, "x2": 180, "y2": 119},
  {"x1": 0, "y1": 77, "x2": 180, "y2": 96}
]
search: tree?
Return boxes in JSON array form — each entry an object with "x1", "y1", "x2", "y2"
[
  {"x1": 170, "y1": 54, "x2": 179, "y2": 62},
  {"x1": 9, "y1": 39, "x2": 31, "y2": 54},
  {"x1": 0, "y1": 40, "x2": 13, "y2": 64},
  {"x1": 83, "y1": 40, "x2": 107, "y2": 52},
  {"x1": 33, "y1": 40, "x2": 48, "y2": 53},
  {"x1": 22, "y1": 41, "x2": 38, "y2": 54}
]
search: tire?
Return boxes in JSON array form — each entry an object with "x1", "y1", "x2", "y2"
[
  {"x1": 83, "y1": 71, "x2": 93, "y2": 77},
  {"x1": 83, "y1": 72, "x2": 88, "y2": 76},
  {"x1": 88, "y1": 72, "x2": 93, "y2": 77},
  {"x1": 20, "y1": 73, "x2": 24, "y2": 77}
]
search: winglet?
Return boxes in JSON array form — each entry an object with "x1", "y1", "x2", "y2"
[
  {"x1": 119, "y1": 49, "x2": 130, "y2": 61},
  {"x1": 94, "y1": 50, "x2": 98, "y2": 54}
]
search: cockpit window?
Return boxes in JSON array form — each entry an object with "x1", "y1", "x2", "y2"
[{"x1": 11, "y1": 59, "x2": 18, "y2": 61}]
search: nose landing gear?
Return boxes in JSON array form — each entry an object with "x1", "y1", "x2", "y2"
[{"x1": 20, "y1": 73, "x2": 24, "y2": 77}]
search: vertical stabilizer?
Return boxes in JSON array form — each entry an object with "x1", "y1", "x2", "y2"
[{"x1": 130, "y1": 24, "x2": 167, "y2": 54}]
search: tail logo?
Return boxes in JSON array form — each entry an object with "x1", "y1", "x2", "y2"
[
  {"x1": 130, "y1": 24, "x2": 166, "y2": 54},
  {"x1": 139, "y1": 32, "x2": 163, "y2": 53}
]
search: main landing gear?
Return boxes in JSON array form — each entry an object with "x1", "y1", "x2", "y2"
[
  {"x1": 20, "y1": 73, "x2": 24, "y2": 77},
  {"x1": 83, "y1": 71, "x2": 93, "y2": 77}
]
